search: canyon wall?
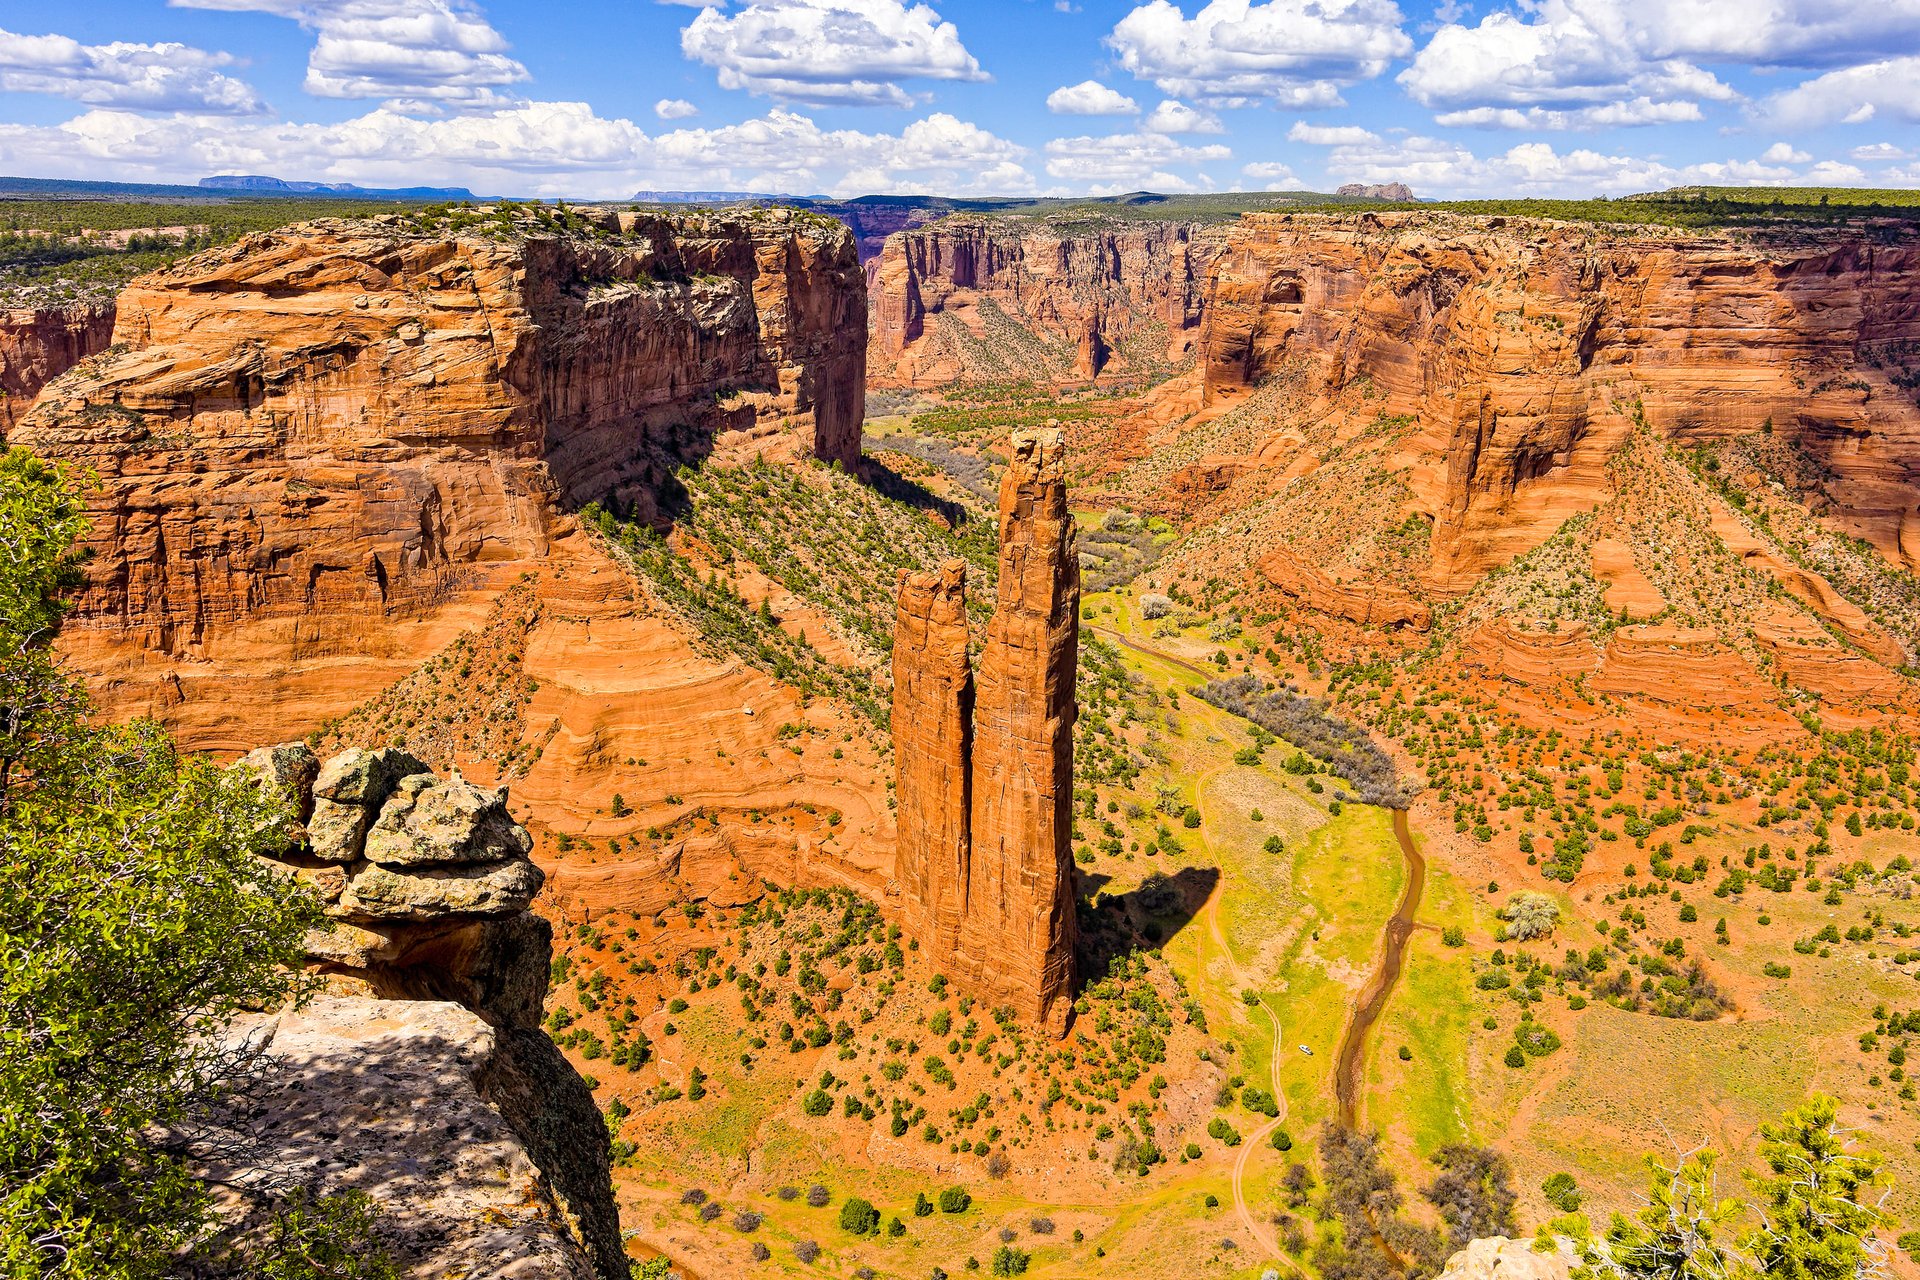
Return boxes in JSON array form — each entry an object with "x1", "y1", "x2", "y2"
[
  {"x1": 6, "y1": 207, "x2": 891, "y2": 902},
  {"x1": 0, "y1": 302, "x2": 115, "y2": 429},
  {"x1": 5, "y1": 206, "x2": 864, "y2": 736},
  {"x1": 869, "y1": 216, "x2": 1229, "y2": 385},
  {"x1": 1193, "y1": 211, "x2": 1920, "y2": 585},
  {"x1": 869, "y1": 209, "x2": 1920, "y2": 588},
  {"x1": 893, "y1": 429, "x2": 1078, "y2": 1033}
]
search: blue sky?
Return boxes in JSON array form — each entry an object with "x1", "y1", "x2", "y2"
[{"x1": 0, "y1": 0, "x2": 1916, "y2": 199}]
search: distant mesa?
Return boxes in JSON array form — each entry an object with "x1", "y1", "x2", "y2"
[
  {"x1": 198, "y1": 173, "x2": 483, "y2": 201},
  {"x1": 1336, "y1": 181, "x2": 1415, "y2": 200}
]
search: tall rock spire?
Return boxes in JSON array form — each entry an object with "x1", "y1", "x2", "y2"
[
  {"x1": 891, "y1": 428, "x2": 1079, "y2": 1035},
  {"x1": 892, "y1": 558, "x2": 974, "y2": 963}
]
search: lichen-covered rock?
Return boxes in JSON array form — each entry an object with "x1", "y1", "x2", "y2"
[
  {"x1": 233, "y1": 741, "x2": 320, "y2": 822},
  {"x1": 362, "y1": 774, "x2": 535, "y2": 869},
  {"x1": 190, "y1": 997, "x2": 619, "y2": 1280},
  {"x1": 340, "y1": 857, "x2": 544, "y2": 921},
  {"x1": 219, "y1": 746, "x2": 627, "y2": 1279},
  {"x1": 237, "y1": 746, "x2": 549, "y2": 1018}
]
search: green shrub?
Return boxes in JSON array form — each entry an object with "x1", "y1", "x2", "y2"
[
  {"x1": 1206, "y1": 1117, "x2": 1242, "y2": 1146},
  {"x1": 839, "y1": 1197, "x2": 879, "y2": 1235},
  {"x1": 938, "y1": 1187, "x2": 972, "y2": 1214},
  {"x1": 991, "y1": 1246, "x2": 1030, "y2": 1277},
  {"x1": 802, "y1": 1089, "x2": 832, "y2": 1116}
]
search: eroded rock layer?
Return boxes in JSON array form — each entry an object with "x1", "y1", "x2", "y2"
[
  {"x1": 13, "y1": 209, "x2": 861, "y2": 662},
  {"x1": 893, "y1": 430, "x2": 1078, "y2": 1033},
  {"x1": 1191, "y1": 211, "x2": 1920, "y2": 585},
  {"x1": 869, "y1": 217, "x2": 1228, "y2": 385}
]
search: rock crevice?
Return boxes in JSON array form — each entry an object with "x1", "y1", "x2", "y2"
[{"x1": 892, "y1": 429, "x2": 1078, "y2": 1034}]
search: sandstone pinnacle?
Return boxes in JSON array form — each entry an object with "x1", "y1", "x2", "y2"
[{"x1": 892, "y1": 428, "x2": 1078, "y2": 1034}]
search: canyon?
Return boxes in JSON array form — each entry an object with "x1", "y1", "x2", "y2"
[
  {"x1": 0, "y1": 301, "x2": 114, "y2": 429},
  {"x1": 9, "y1": 194, "x2": 1920, "y2": 1279},
  {"x1": 868, "y1": 215, "x2": 1229, "y2": 385},
  {"x1": 893, "y1": 428, "x2": 1079, "y2": 1034},
  {"x1": 871, "y1": 208, "x2": 1920, "y2": 735},
  {"x1": 10, "y1": 206, "x2": 895, "y2": 908}
]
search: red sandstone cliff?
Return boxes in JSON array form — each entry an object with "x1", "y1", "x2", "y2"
[
  {"x1": 868, "y1": 216, "x2": 1228, "y2": 386},
  {"x1": 13, "y1": 208, "x2": 862, "y2": 665},
  {"x1": 892, "y1": 558, "x2": 973, "y2": 963},
  {"x1": 893, "y1": 429, "x2": 1078, "y2": 1033},
  {"x1": 7, "y1": 207, "x2": 891, "y2": 900},
  {"x1": 1190, "y1": 212, "x2": 1920, "y2": 586},
  {"x1": 0, "y1": 302, "x2": 115, "y2": 429}
]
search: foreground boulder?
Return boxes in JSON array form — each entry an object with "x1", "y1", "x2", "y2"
[
  {"x1": 192, "y1": 999, "x2": 605, "y2": 1280},
  {"x1": 216, "y1": 745, "x2": 628, "y2": 1280}
]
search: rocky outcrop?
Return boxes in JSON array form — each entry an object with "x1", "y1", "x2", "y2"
[
  {"x1": 1437, "y1": 1236, "x2": 1574, "y2": 1280},
  {"x1": 1259, "y1": 543, "x2": 1432, "y2": 630},
  {"x1": 0, "y1": 302, "x2": 115, "y2": 429},
  {"x1": 868, "y1": 216, "x2": 1229, "y2": 386},
  {"x1": 195, "y1": 999, "x2": 606, "y2": 1280},
  {"x1": 893, "y1": 429, "x2": 1078, "y2": 1033},
  {"x1": 232, "y1": 745, "x2": 627, "y2": 1279}
]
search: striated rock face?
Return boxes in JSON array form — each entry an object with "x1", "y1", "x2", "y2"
[
  {"x1": 893, "y1": 430, "x2": 1078, "y2": 1033},
  {"x1": 232, "y1": 745, "x2": 626, "y2": 1278},
  {"x1": 0, "y1": 211, "x2": 873, "y2": 826},
  {"x1": 1192, "y1": 212, "x2": 1920, "y2": 585},
  {"x1": 0, "y1": 303, "x2": 115, "y2": 429},
  {"x1": 12, "y1": 210, "x2": 862, "y2": 660},
  {"x1": 891, "y1": 558, "x2": 973, "y2": 963},
  {"x1": 868, "y1": 216, "x2": 1228, "y2": 386}
]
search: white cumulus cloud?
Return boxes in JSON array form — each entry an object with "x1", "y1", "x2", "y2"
[
  {"x1": 171, "y1": 0, "x2": 529, "y2": 110},
  {"x1": 1763, "y1": 56, "x2": 1920, "y2": 128},
  {"x1": 1107, "y1": 0, "x2": 1412, "y2": 108},
  {"x1": 1141, "y1": 99, "x2": 1223, "y2": 133},
  {"x1": 1043, "y1": 129, "x2": 1230, "y2": 189},
  {"x1": 680, "y1": 0, "x2": 986, "y2": 108},
  {"x1": 1047, "y1": 80, "x2": 1140, "y2": 115},
  {"x1": 0, "y1": 102, "x2": 1036, "y2": 199},
  {"x1": 0, "y1": 26, "x2": 263, "y2": 115},
  {"x1": 1287, "y1": 120, "x2": 1379, "y2": 144},
  {"x1": 655, "y1": 97, "x2": 699, "y2": 119}
]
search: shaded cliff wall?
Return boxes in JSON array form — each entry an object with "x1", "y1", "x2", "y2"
[{"x1": 0, "y1": 303, "x2": 115, "y2": 429}]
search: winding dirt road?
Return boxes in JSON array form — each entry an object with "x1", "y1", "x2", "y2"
[{"x1": 1088, "y1": 621, "x2": 1423, "y2": 1268}]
